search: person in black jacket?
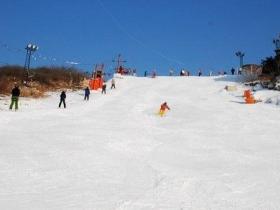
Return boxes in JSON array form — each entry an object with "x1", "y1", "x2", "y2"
[
  {"x1": 111, "y1": 78, "x2": 116, "y2": 89},
  {"x1": 59, "y1": 91, "x2": 66, "y2": 108},
  {"x1": 101, "y1": 83, "x2": 106, "y2": 94},
  {"x1": 231, "y1": 68, "x2": 235, "y2": 75},
  {"x1": 84, "y1": 87, "x2": 90, "y2": 100},
  {"x1": 9, "y1": 84, "x2": 20, "y2": 110}
]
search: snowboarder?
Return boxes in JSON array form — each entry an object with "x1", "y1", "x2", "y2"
[
  {"x1": 9, "y1": 84, "x2": 20, "y2": 110},
  {"x1": 84, "y1": 87, "x2": 90, "y2": 100},
  {"x1": 101, "y1": 83, "x2": 107, "y2": 94},
  {"x1": 59, "y1": 90, "x2": 66, "y2": 108},
  {"x1": 158, "y1": 102, "x2": 170, "y2": 117},
  {"x1": 111, "y1": 78, "x2": 116, "y2": 89}
]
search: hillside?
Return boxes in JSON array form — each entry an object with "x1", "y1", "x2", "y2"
[
  {"x1": 1, "y1": 75, "x2": 280, "y2": 209},
  {"x1": 0, "y1": 66, "x2": 85, "y2": 97}
]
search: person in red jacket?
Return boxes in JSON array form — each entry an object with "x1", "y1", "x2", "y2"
[{"x1": 159, "y1": 102, "x2": 170, "y2": 117}]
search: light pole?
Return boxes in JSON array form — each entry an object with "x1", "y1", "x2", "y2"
[
  {"x1": 235, "y1": 51, "x2": 245, "y2": 74},
  {"x1": 273, "y1": 35, "x2": 280, "y2": 74},
  {"x1": 24, "y1": 43, "x2": 39, "y2": 82},
  {"x1": 273, "y1": 36, "x2": 280, "y2": 55}
]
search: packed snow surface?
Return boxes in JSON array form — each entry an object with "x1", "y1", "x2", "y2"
[{"x1": 1, "y1": 76, "x2": 280, "y2": 210}]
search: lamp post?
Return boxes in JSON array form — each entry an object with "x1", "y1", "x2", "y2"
[
  {"x1": 235, "y1": 51, "x2": 245, "y2": 74},
  {"x1": 24, "y1": 43, "x2": 39, "y2": 82},
  {"x1": 273, "y1": 36, "x2": 280, "y2": 56},
  {"x1": 273, "y1": 35, "x2": 280, "y2": 74}
]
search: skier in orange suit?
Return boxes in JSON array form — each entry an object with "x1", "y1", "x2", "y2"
[{"x1": 159, "y1": 102, "x2": 170, "y2": 117}]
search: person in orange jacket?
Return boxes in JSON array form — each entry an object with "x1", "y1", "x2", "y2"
[{"x1": 159, "y1": 102, "x2": 170, "y2": 117}]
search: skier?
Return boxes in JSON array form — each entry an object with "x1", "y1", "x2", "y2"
[
  {"x1": 111, "y1": 78, "x2": 116, "y2": 89},
  {"x1": 101, "y1": 83, "x2": 107, "y2": 94},
  {"x1": 169, "y1": 69, "x2": 174, "y2": 76},
  {"x1": 198, "y1": 70, "x2": 202, "y2": 77},
  {"x1": 118, "y1": 66, "x2": 124, "y2": 74},
  {"x1": 9, "y1": 84, "x2": 20, "y2": 110},
  {"x1": 152, "y1": 71, "x2": 156, "y2": 78},
  {"x1": 84, "y1": 87, "x2": 90, "y2": 100},
  {"x1": 144, "y1": 71, "x2": 148, "y2": 77},
  {"x1": 238, "y1": 68, "x2": 242, "y2": 75},
  {"x1": 180, "y1": 70, "x2": 185, "y2": 76},
  {"x1": 132, "y1": 69, "x2": 137, "y2": 76},
  {"x1": 231, "y1": 68, "x2": 235, "y2": 75},
  {"x1": 59, "y1": 90, "x2": 66, "y2": 108},
  {"x1": 158, "y1": 102, "x2": 170, "y2": 117}
]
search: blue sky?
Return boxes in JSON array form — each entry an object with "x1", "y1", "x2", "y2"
[{"x1": 0, "y1": 0, "x2": 280, "y2": 75}]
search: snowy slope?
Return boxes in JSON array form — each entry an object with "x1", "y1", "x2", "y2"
[{"x1": 1, "y1": 75, "x2": 280, "y2": 210}]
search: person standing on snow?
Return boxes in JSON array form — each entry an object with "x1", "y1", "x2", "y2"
[
  {"x1": 59, "y1": 90, "x2": 66, "y2": 108},
  {"x1": 238, "y1": 68, "x2": 242, "y2": 75},
  {"x1": 231, "y1": 68, "x2": 235, "y2": 75},
  {"x1": 144, "y1": 71, "x2": 148, "y2": 77},
  {"x1": 169, "y1": 69, "x2": 174, "y2": 76},
  {"x1": 180, "y1": 69, "x2": 185, "y2": 76},
  {"x1": 111, "y1": 78, "x2": 116, "y2": 89},
  {"x1": 84, "y1": 87, "x2": 90, "y2": 100},
  {"x1": 152, "y1": 71, "x2": 156, "y2": 78},
  {"x1": 9, "y1": 84, "x2": 20, "y2": 110},
  {"x1": 101, "y1": 83, "x2": 107, "y2": 94},
  {"x1": 159, "y1": 102, "x2": 170, "y2": 117}
]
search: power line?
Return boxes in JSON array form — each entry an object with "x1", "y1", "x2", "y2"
[
  {"x1": 97, "y1": 0, "x2": 186, "y2": 67},
  {"x1": 0, "y1": 40, "x2": 91, "y2": 68}
]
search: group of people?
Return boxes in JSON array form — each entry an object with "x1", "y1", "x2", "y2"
[
  {"x1": 58, "y1": 78, "x2": 116, "y2": 109},
  {"x1": 9, "y1": 78, "x2": 117, "y2": 110},
  {"x1": 144, "y1": 71, "x2": 157, "y2": 78},
  {"x1": 8, "y1": 78, "x2": 171, "y2": 117},
  {"x1": 100, "y1": 78, "x2": 115, "y2": 95},
  {"x1": 166, "y1": 68, "x2": 243, "y2": 77}
]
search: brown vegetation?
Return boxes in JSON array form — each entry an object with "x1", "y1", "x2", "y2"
[{"x1": 0, "y1": 65, "x2": 86, "y2": 97}]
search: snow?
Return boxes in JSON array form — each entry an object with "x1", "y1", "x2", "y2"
[{"x1": 1, "y1": 75, "x2": 280, "y2": 210}]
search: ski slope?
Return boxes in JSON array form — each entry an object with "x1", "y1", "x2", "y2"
[{"x1": 1, "y1": 75, "x2": 280, "y2": 210}]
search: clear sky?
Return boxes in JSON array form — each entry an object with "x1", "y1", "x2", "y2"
[{"x1": 0, "y1": 0, "x2": 280, "y2": 75}]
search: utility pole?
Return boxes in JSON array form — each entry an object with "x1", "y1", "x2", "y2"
[
  {"x1": 112, "y1": 54, "x2": 127, "y2": 73},
  {"x1": 235, "y1": 51, "x2": 245, "y2": 74},
  {"x1": 273, "y1": 34, "x2": 280, "y2": 74},
  {"x1": 24, "y1": 43, "x2": 39, "y2": 83},
  {"x1": 273, "y1": 36, "x2": 280, "y2": 56}
]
